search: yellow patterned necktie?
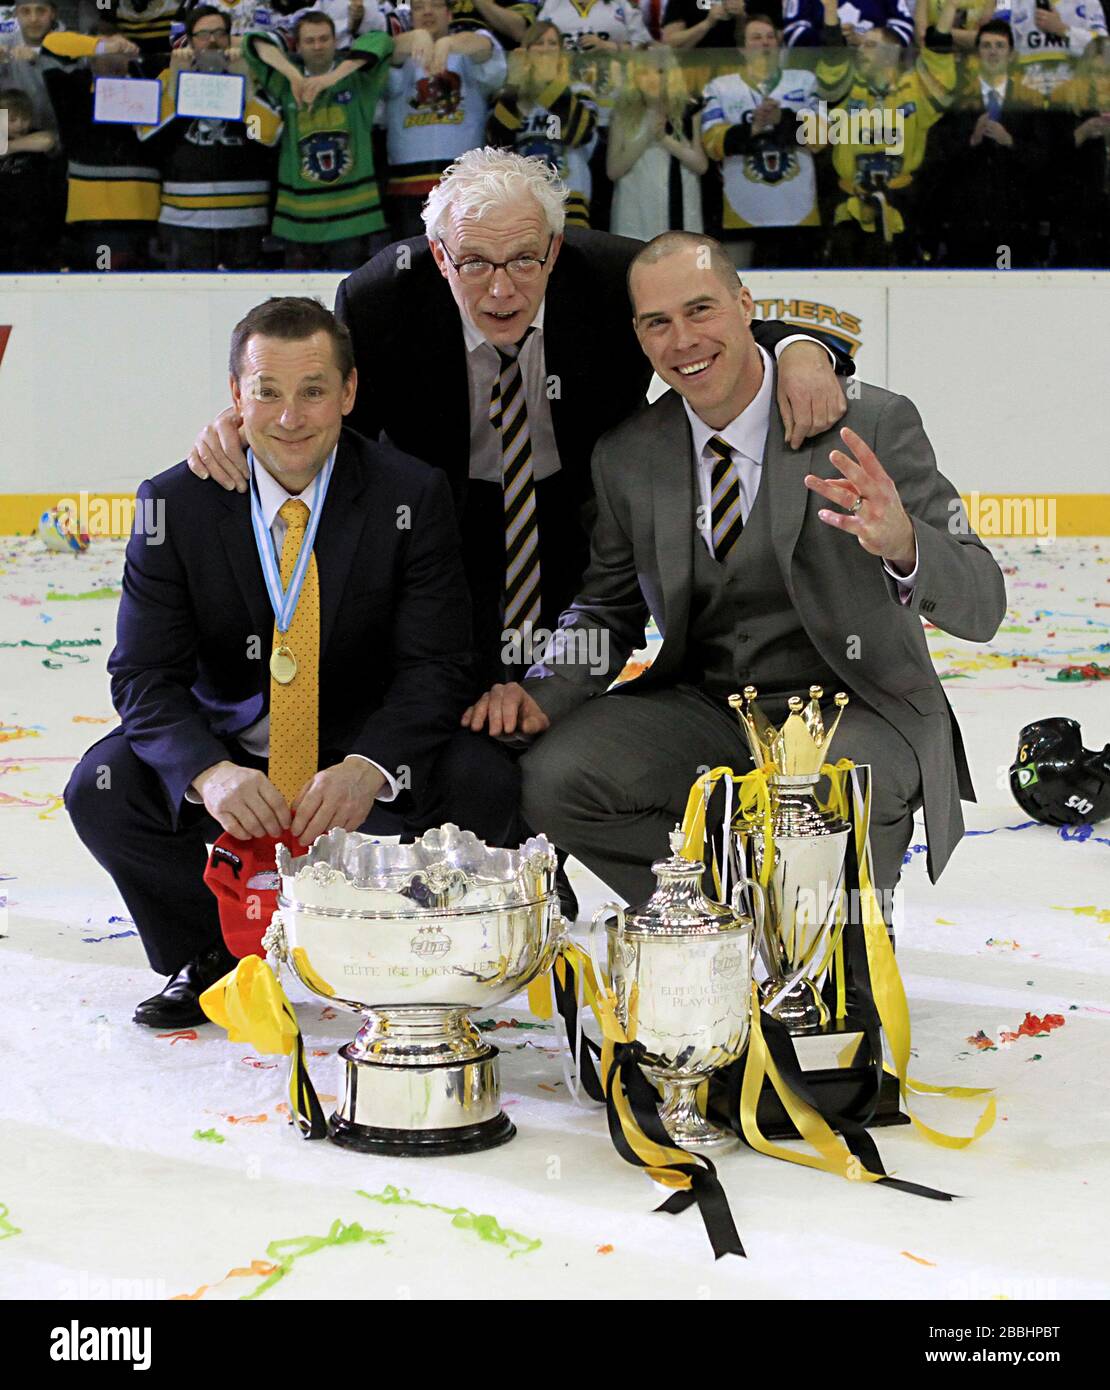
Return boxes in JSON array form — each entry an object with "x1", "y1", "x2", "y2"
[{"x1": 268, "y1": 499, "x2": 319, "y2": 806}]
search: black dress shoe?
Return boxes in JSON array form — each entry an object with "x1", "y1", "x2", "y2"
[
  {"x1": 133, "y1": 943, "x2": 238, "y2": 1029},
  {"x1": 555, "y1": 864, "x2": 579, "y2": 924}
]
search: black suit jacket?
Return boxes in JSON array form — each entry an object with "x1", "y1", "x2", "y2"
[
  {"x1": 334, "y1": 228, "x2": 854, "y2": 681},
  {"x1": 108, "y1": 428, "x2": 473, "y2": 824}
]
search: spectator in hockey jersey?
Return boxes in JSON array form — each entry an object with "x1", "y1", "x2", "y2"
[
  {"x1": 608, "y1": 43, "x2": 705, "y2": 238},
  {"x1": 818, "y1": 0, "x2": 958, "y2": 265},
  {"x1": 994, "y1": 0, "x2": 1108, "y2": 97},
  {"x1": 925, "y1": 19, "x2": 1046, "y2": 266},
  {"x1": 487, "y1": 20, "x2": 598, "y2": 224},
  {"x1": 384, "y1": 0, "x2": 507, "y2": 237},
  {"x1": 660, "y1": 0, "x2": 748, "y2": 52},
  {"x1": 136, "y1": 6, "x2": 279, "y2": 268},
  {"x1": 0, "y1": 85, "x2": 62, "y2": 268},
  {"x1": 491, "y1": 0, "x2": 653, "y2": 228},
  {"x1": 701, "y1": 15, "x2": 821, "y2": 266},
  {"x1": 0, "y1": 0, "x2": 64, "y2": 134},
  {"x1": 244, "y1": 10, "x2": 393, "y2": 267},
  {"x1": 105, "y1": 0, "x2": 185, "y2": 75},
  {"x1": 913, "y1": 0, "x2": 995, "y2": 48},
  {"x1": 1048, "y1": 32, "x2": 1110, "y2": 263},
  {"x1": 42, "y1": 30, "x2": 162, "y2": 268},
  {"x1": 782, "y1": 0, "x2": 913, "y2": 46}
]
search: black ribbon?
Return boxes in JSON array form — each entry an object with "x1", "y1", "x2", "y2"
[
  {"x1": 285, "y1": 1006, "x2": 328, "y2": 1141},
  {"x1": 550, "y1": 953, "x2": 606, "y2": 1103},
  {"x1": 604, "y1": 1042, "x2": 746, "y2": 1261}
]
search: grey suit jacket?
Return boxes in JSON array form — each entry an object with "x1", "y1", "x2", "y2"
[{"x1": 523, "y1": 376, "x2": 1007, "y2": 883}]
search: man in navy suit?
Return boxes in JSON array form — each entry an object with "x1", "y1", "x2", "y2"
[{"x1": 65, "y1": 296, "x2": 516, "y2": 1028}]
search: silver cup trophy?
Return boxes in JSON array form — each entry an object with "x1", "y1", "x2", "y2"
[
  {"x1": 262, "y1": 824, "x2": 563, "y2": 1155},
  {"x1": 730, "y1": 685, "x2": 852, "y2": 1034},
  {"x1": 591, "y1": 830, "x2": 757, "y2": 1152}
]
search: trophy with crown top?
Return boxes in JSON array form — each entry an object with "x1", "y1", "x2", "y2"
[{"x1": 729, "y1": 685, "x2": 852, "y2": 1034}]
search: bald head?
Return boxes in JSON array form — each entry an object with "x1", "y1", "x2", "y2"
[{"x1": 627, "y1": 232, "x2": 740, "y2": 314}]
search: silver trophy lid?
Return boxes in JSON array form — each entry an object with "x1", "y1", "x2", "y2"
[
  {"x1": 276, "y1": 823, "x2": 558, "y2": 915},
  {"x1": 619, "y1": 828, "x2": 747, "y2": 938}
]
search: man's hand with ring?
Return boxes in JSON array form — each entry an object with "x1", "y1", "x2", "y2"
[{"x1": 804, "y1": 426, "x2": 917, "y2": 573}]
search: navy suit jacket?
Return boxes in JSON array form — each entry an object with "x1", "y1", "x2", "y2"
[{"x1": 108, "y1": 427, "x2": 474, "y2": 824}]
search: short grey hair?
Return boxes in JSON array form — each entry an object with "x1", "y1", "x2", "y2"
[{"x1": 421, "y1": 147, "x2": 568, "y2": 242}]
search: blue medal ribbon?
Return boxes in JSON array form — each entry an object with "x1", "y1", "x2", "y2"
[{"x1": 247, "y1": 447, "x2": 336, "y2": 635}]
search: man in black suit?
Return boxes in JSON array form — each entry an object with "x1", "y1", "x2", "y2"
[
  {"x1": 189, "y1": 149, "x2": 854, "y2": 690},
  {"x1": 65, "y1": 297, "x2": 515, "y2": 1028}
]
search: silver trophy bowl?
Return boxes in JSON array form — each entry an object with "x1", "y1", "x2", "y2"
[
  {"x1": 263, "y1": 824, "x2": 563, "y2": 1155},
  {"x1": 735, "y1": 772, "x2": 850, "y2": 1033},
  {"x1": 591, "y1": 832, "x2": 756, "y2": 1152}
]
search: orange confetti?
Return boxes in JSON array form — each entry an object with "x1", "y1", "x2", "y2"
[
  {"x1": 156, "y1": 1029, "x2": 198, "y2": 1043},
  {"x1": 901, "y1": 1251, "x2": 936, "y2": 1267},
  {"x1": 72, "y1": 715, "x2": 112, "y2": 724},
  {"x1": 537, "y1": 1082, "x2": 562, "y2": 1093},
  {"x1": 173, "y1": 1259, "x2": 278, "y2": 1301},
  {"x1": 596, "y1": 1244, "x2": 614, "y2": 1255},
  {"x1": 224, "y1": 1112, "x2": 269, "y2": 1125}
]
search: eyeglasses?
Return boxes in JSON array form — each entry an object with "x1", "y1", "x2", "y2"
[{"x1": 438, "y1": 235, "x2": 555, "y2": 283}]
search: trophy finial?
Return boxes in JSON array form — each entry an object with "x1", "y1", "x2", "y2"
[
  {"x1": 669, "y1": 825, "x2": 686, "y2": 857},
  {"x1": 733, "y1": 687, "x2": 851, "y2": 778}
]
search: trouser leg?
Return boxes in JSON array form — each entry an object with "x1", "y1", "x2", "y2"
[
  {"x1": 64, "y1": 731, "x2": 226, "y2": 976},
  {"x1": 521, "y1": 684, "x2": 746, "y2": 906}
]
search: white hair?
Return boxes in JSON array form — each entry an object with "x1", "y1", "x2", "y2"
[{"x1": 421, "y1": 147, "x2": 568, "y2": 242}]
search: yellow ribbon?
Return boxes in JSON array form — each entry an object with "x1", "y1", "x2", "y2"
[{"x1": 201, "y1": 956, "x2": 323, "y2": 1137}]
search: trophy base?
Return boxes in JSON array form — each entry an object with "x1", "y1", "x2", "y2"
[
  {"x1": 709, "y1": 1019, "x2": 910, "y2": 1141},
  {"x1": 329, "y1": 1043, "x2": 516, "y2": 1156},
  {"x1": 328, "y1": 1111, "x2": 516, "y2": 1157}
]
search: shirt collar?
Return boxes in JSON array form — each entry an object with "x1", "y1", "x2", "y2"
[
  {"x1": 249, "y1": 444, "x2": 338, "y2": 532},
  {"x1": 980, "y1": 75, "x2": 1008, "y2": 97},
  {"x1": 461, "y1": 297, "x2": 546, "y2": 355},
  {"x1": 683, "y1": 345, "x2": 774, "y2": 468}
]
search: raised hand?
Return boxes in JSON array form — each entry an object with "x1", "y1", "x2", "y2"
[{"x1": 804, "y1": 425, "x2": 916, "y2": 573}]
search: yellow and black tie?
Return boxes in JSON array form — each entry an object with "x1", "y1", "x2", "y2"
[
  {"x1": 268, "y1": 499, "x2": 319, "y2": 806},
  {"x1": 493, "y1": 341, "x2": 541, "y2": 635},
  {"x1": 708, "y1": 435, "x2": 742, "y2": 562}
]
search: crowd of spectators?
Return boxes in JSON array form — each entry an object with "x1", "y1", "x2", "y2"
[{"x1": 2, "y1": 0, "x2": 1109, "y2": 270}]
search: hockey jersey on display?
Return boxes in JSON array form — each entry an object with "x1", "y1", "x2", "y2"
[
  {"x1": 245, "y1": 27, "x2": 392, "y2": 241},
  {"x1": 701, "y1": 66, "x2": 819, "y2": 228},
  {"x1": 136, "y1": 65, "x2": 280, "y2": 229},
  {"x1": 385, "y1": 36, "x2": 507, "y2": 197}
]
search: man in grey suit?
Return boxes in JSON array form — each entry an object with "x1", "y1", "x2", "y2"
[{"x1": 463, "y1": 231, "x2": 1007, "y2": 910}]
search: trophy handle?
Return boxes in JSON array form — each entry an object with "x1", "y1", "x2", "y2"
[
  {"x1": 589, "y1": 903, "x2": 623, "y2": 991},
  {"x1": 262, "y1": 909, "x2": 287, "y2": 970},
  {"x1": 731, "y1": 877, "x2": 765, "y2": 980}
]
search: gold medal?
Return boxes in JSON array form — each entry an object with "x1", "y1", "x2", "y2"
[{"x1": 270, "y1": 645, "x2": 298, "y2": 684}]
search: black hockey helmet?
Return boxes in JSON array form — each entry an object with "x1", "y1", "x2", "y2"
[{"x1": 1009, "y1": 717, "x2": 1110, "y2": 826}]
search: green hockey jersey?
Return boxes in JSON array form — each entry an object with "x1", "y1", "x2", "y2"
[{"x1": 244, "y1": 28, "x2": 392, "y2": 243}]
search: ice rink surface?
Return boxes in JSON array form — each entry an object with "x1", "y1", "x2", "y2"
[{"x1": 1, "y1": 535, "x2": 1108, "y2": 1300}]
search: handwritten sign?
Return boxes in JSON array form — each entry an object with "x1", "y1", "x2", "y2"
[
  {"x1": 176, "y1": 70, "x2": 246, "y2": 122},
  {"x1": 93, "y1": 77, "x2": 162, "y2": 126}
]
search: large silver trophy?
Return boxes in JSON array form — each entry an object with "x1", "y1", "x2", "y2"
[
  {"x1": 263, "y1": 824, "x2": 563, "y2": 1156},
  {"x1": 730, "y1": 685, "x2": 851, "y2": 1034},
  {"x1": 591, "y1": 831, "x2": 756, "y2": 1152}
]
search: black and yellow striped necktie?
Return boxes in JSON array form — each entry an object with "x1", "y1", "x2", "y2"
[
  {"x1": 708, "y1": 435, "x2": 743, "y2": 562},
  {"x1": 492, "y1": 336, "x2": 541, "y2": 635}
]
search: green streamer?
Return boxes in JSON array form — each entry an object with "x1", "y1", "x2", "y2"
[
  {"x1": 0, "y1": 1203, "x2": 22, "y2": 1241},
  {"x1": 357, "y1": 1185, "x2": 541, "y2": 1258},
  {"x1": 192, "y1": 1129, "x2": 226, "y2": 1144},
  {"x1": 244, "y1": 1220, "x2": 390, "y2": 1300}
]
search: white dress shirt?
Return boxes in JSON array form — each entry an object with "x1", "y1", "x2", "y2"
[
  {"x1": 460, "y1": 297, "x2": 838, "y2": 485},
  {"x1": 683, "y1": 345, "x2": 918, "y2": 594},
  {"x1": 231, "y1": 457, "x2": 398, "y2": 801}
]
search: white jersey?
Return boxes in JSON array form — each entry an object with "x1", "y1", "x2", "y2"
[
  {"x1": 701, "y1": 67, "x2": 819, "y2": 229},
  {"x1": 993, "y1": 0, "x2": 1107, "y2": 92}
]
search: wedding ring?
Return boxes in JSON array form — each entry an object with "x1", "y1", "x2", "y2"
[{"x1": 849, "y1": 496, "x2": 864, "y2": 515}]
